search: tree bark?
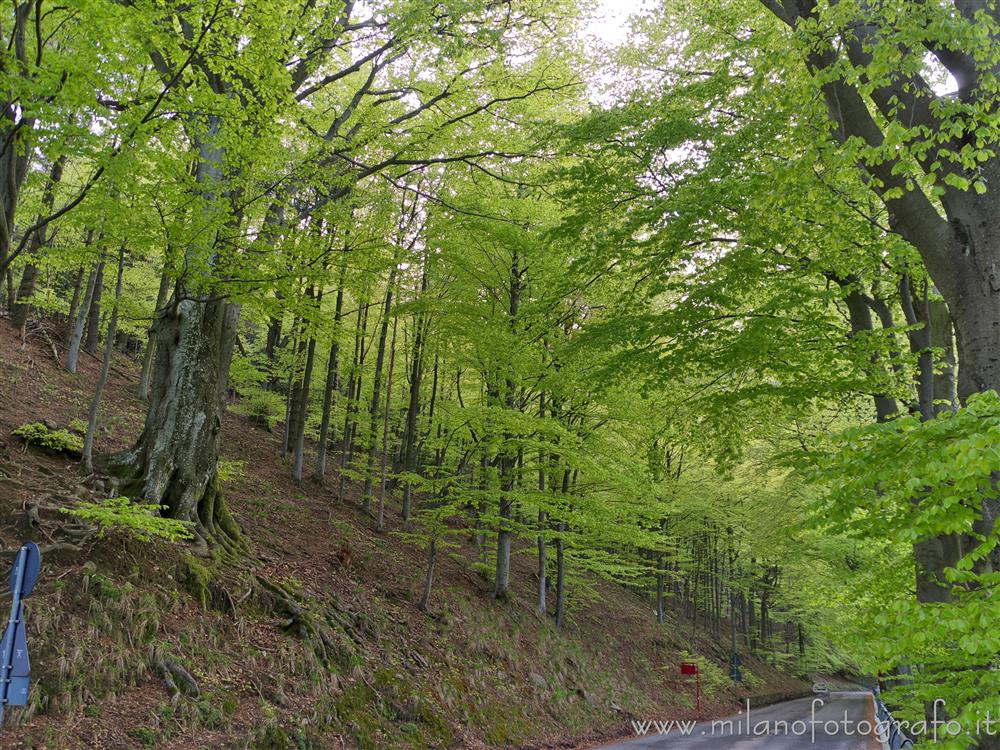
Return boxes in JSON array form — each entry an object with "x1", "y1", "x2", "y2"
[
  {"x1": 107, "y1": 293, "x2": 243, "y2": 555},
  {"x1": 494, "y1": 250, "x2": 522, "y2": 600},
  {"x1": 314, "y1": 265, "x2": 346, "y2": 481},
  {"x1": 401, "y1": 253, "x2": 429, "y2": 522},
  {"x1": 83, "y1": 261, "x2": 105, "y2": 355},
  {"x1": 65, "y1": 266, "x2": 85, "y2": 339},
  {"x1": 337, "y1": 299, "x2": 369, "y2": 502},
  {"x1": 10, "y1": 155, "x2": 67, "y2": 330},
  {"x1": 82, "y1": 247, "x2": 125, "y2": 473},
  {"x1": 377, "y1": 315, "x2": 399, "y2": 531},
  {"x1": 105, "y1": 122, "x2": 243, "y2": 556},
  {"x1": 66, "y1": 266, "x2": 99, "y2": 373},
  {"x1": 555, "y1": 519, "x2": 566, "y2": 629},
  {"x1": 362, "y1": 266, "x2": 398, "y2": 512},
  {"x1": 291, "y1": 287, "x2": 321, "y2": 481},
  {"x1": 138, "y1": 264, "x2": 172, "y2": 400},
  {"x1": 0, "y1": 1, "x2": 36, "y2": 292}
]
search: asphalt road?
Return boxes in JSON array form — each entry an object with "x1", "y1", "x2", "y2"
[{"x1": 598, "y1": 691, "x2": 882, "y2": 750}]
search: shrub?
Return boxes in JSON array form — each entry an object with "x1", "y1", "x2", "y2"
[
  {"x1": 216, "y1": 459, "x2": 246, "y2": 483},
  {"x1": 12, "y1": 422, "x2": 83, "y2": 455},
  {"x1": 230, "y1": 386, "x2": 284, "y2": 430},
  {"x1": 61, "y1": 497, "x2": 194, "y2": 543}
]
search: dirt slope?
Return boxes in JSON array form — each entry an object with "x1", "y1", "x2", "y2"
[{"x1": 0, "y1": 322, "x2": 808, "y2": 749}]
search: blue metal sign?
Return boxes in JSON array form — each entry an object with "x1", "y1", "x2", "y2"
[{"x1": 0, "y1": 542, "x2": 40, "y2": 723}]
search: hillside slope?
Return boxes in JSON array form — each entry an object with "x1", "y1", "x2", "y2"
[{"x1": 0, "y1": 324, "x2": 808, "y2": 749}]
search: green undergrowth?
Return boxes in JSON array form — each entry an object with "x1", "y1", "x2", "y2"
[
  {"x1": 12, "y1": 421, "x2": 84, "y2": 455},
  {"x1": 9, "y1": 538, "x2": 643, "y2": 747},
  {"x1": 1, "y1": 464, "x2": 803, "y2": 749}
]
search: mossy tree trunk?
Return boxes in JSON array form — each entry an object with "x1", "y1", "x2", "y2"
[
  {"x1": 107, "y1": 122, "x2": 243, "y2": 556},
  {"x1": 109, "y1": 293, "x2": 243, "y2": 555}
]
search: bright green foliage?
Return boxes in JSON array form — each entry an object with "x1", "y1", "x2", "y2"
[
  {"x1": 13, "y1": 422, "x2": 84, "y2": 455},
  {"x1": 798, "y1": 393, "x2": 1000, "y2": 746},
  {"x1": 62, "y1": 497, "x2": 195, "y2": 543},
  {"x1": 9, "y1": 0, "x2": 1000, "y2": 738}
]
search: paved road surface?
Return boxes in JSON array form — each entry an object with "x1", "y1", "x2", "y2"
[{"x1": 598, "y1": 691, "x2": 882, "y2": 749}]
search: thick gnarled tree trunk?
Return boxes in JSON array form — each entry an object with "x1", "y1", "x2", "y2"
[{"x1": 107, "y1": 295, "x2": 243, "y2": 555}]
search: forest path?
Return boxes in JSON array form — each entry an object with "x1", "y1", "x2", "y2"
[{"x1": 598, "y1": 692, "x2": 883, "y2": 749}]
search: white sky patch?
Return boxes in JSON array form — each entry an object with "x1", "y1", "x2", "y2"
[
  {"x1": 582, "y1": 0, "x2": 654, "y2": 105},
  {"x1": 584, "y1": 0, "x2": 649, "y2": 47}
]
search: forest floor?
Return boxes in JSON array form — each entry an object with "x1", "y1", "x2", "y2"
[{"x1": 0, "y1": 321, "x2": 811, "y2": 749}]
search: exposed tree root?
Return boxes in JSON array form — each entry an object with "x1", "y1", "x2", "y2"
[
  {"x1": 153, "y1": 652, "x2": 200, "y2": 705},
  {"x1": 252, "y1": 575, "x2": 360, "y2": 671}
]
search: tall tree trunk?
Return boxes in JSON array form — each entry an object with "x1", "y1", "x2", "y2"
[
  {"x1": 760, "y1": 7, "x2": 1000, "y2": 658},
  {"x1": 536, "y1": 393, "x2": 548, "y2": 617},
  {"x1": 377, "y1": 315, "x2": 399, "y2": 531},
  {"x1": 555, "y1": 520, "x2": 566, "y2": 629},
  {"x1": 82, "y1": 247, "x2": 125, "y2": 473},
  {"x1": 0, "y1": 1, "x2": 37, "y2": 295},
  {"x1": 362, "y1": 266, "x2": 398, "y2": 513},
  {"x1": 83, "y1": 261, "x2": 105, "y2": 355},
  {"x1": 656, "y1": 519, "x2": 668, "y2": 625},
  {"x1": 65, "y1": 266, "x2": 85, "y2": 339},
  {"x1": 107, "y1": 294, "x2": 243, "y2": 555},
  {"x1": 315, "y1": 266, "x2": 346, "y2": 481},
  {"x1": 105, "y1": 122, "x2": 243, "y2": 556},
  {"x1": 401, "y1": 253, "x2": 429, "y2": 522},
  {"x1": 337, "y1": 299, "x2": 368, "y2": 502},
  {"x1": 138, "y1": 264, "x2": 172, "y2": 400},
  {"x1": 10, "y1": 156, "x2": 66, "y2": 330},
  {"x1": 282, "y1": 314, "x2": 306, "y2": 460},
  {"x1": 66, "y1": 265, "x2": 99, "y2": 373},
  {"x1": 494, "y1": 250, "x2": 522, "y2": 601},
  {"x1": 292, "y1": 288, "x2": 321, "y2": 481}
]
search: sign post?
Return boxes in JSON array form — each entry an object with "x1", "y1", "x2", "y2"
[
  {"x1": 680, "y1": 662, "x2": 700, "y2": 713},
  {"x1": 1, "y1": 542, "x2": 40, "y2": 725}
]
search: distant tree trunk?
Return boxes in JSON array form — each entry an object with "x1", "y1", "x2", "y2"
[
  {"x1": 473, "y1": 453, "x2": 488, "y2": 556},
  {"x1": 315, "y1": 266, "x2": 346, "y2": 481},
  {"x1": 138, "y1": 264, "x2": 172, "y2": 400},
  {"x1": 494, "y1": 251, "x2": 522, "y2": 601},
  {"x1": 264, "y1": 314, "x2": 283, "y2": 387},
  {"x1": 537, "y1": 392, "x2": 548, "y2": 617},
  {"x1": 3, "y1": 269, "x2": 14, "y2": 310},
  {"x1": 419, "y1": 537, "x2": 436, "y2": 612},
  {"x1": 10, "y1": 156, "x2": 67, "y2": 330},
  {"x1": 291, "y1": 331, "x2": 318, "y2": 481},
  {"x1": 401, "y1": 254, "x2": 429, "y2": 522},
  {"x1": 337, "y1": 299, "x2": 369, "y2": 502},
  {"x1": 362, "y1": 267, "x2": 398, "y2": 513},
  {"x1": 280, "y1": 365, "x2": 295, "y2": 459},
  {"x1": 292, "y1": 287, "x2": 321, "y2": 481},
  {"x1": 282, "y1": 314, "x2": 306, "y2": 460},
  {"x1": 555, "y1": 520, "x2": 566, "y2": 629},
  {"x1": 66, "y1": 266, "x2": 99, "y2": 373},
  {"x1": 656, "y1": 554, "x2": 666, "y2": 625},
  {"x1": 82, "y1": 247, "x2": 125, "y2": 473},
  {"x1": 377, "y1": 315, "x2": 399, "y2": 531},
  {"x1": 537, "y1": 510, "x2": 548, "y2": 616},
  {"x1": 65, "y1": 266, "x2": 85, "y2": 338},
  {"x1": 83, "y1": 261, "x2": 105, "y2": 355}
]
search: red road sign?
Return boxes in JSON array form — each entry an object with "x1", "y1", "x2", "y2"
[{"x1": 680, "y1": 663, "x2": 701, "y2": 712}]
